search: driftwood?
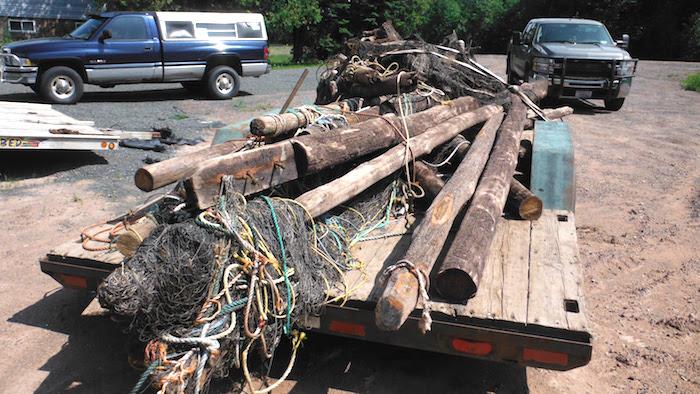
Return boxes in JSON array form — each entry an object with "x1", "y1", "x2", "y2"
[
  {"x1": 374, "y1": 112, "x2": 504, "y2": 331},
  {"x1": 134, "y1": 139, "x2": 248, "y2": 192},
  {"x1": 296, "y1": 105, "x2": 502, "y2": 218},
  {"x1": 435, "y1": 95, "x2": 528, "y2": 302},
  {"x1": 114, "y1": 216, "x2": 158, "y2": 257},
  {"x1": 187, "y1": 97, "x2": 480, "y2": 208},
  {"x1": 525, "y1": 106, "x2": 573, "y2": 129},
  {"x1": 346, "y1": 72, "x2": 417, "y2": 99},
  {"x1": 413, "y1": 162, "x2": 444, "y2": 200},
  {"x1": 506, "y1": 178, "x2": 543, "y2": 220}
]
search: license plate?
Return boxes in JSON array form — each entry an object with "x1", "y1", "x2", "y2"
[{"x1": 575, "y1": 90, "x2": 592, "y2": 99}]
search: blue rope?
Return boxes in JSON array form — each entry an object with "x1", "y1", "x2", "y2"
[
  {"x1": 130, "y1": 360, "x2": 161, "y2": 394},
  {"x1": 261, "y1": 196, "x2": 292, "y2": 334}
]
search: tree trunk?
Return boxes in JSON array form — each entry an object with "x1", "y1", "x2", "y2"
[
  {"x1": 292, "y1": 28, "x2": 304, "y2": 63},
  {"x1": 373, "y1": 112, "x2": 504, "y2": 331},
  {"x1": 435, "y1": 95, "x2": 528, "y2": 303},
  {"x1": 296, "y1": 105, "x2": 503, "y2": 218}
]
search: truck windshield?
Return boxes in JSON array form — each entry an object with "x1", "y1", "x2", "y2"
[
  {"x1": 68, "y1": 17, "x2": 106, "y2": 39},
  {"x1": 536, "y1": 23, "x2": 614, "y2": 45}
]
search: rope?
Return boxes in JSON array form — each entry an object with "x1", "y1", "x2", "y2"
[
  {"x1": 129, "y1": 360, "x2": 161, "y2": 394},
  {"x1": 379, "y1": 259, "x2": 432, "y2": 334},
  {"x1": 421, "y1": 140, "x2": 470, "y2": 168},
  {"x1": 261, "y1": 196, "x2": 292, "y2": 334}
]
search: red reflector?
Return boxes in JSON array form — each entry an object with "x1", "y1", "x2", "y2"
[
  {"x1": 523, "y1": 348, "x2": 568, "y2": 366},
  {"x1": 451, "y1": 338, "x2": 492, "y2": 356},
  {"x1": 264, "y1": 46, "x2": 269, "y2": 61},
  {"x1": 329, "y1": 320, "x2": 365, "y2": 337},
  {"x1": 59, "y1": 274, "x2": 88, "y2": 289}
]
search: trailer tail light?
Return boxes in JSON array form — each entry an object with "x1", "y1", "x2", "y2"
[
  {"x1": 264, "y1": 46, "x2": 269, "y2": 61},
  {"x1": 523, "y1": 348, "x2": 568, "y2": 367},
  {"x1": 59, "y1": 274, "x2": 88, "y2": 289},
  {"x1": 329, "y1": 320, "x2": 365, "y2": 337},
  {"x1": 451, "y1": 338, "x2": 492, "y2": 356}
]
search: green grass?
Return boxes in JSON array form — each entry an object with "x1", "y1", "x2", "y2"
[
  {"x1": 268, "y1": 44, "x2": 322, "y2": 69},
  {"x1": 682, "y1": 72, "x2": 700, "y2": 92}
]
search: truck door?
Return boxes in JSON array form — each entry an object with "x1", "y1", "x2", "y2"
[
  {"x1": 512, "y1": 22, "x2": 535, "y2": 79},
  {"x1": 86, "y1": 14, "x2": 162, "y2": 84}
]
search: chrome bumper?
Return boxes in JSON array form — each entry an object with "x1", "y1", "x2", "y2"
[
  {"x1": 0, "y1": 53, "x2": 38, "y2": 84},
  {"x1": 241, "y1": 62, "x2": 270, "y2": 77}
]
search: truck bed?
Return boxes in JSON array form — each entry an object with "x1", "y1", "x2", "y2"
[{"x1": 40, "y1": 208, "x2": 591, "y2": 370}]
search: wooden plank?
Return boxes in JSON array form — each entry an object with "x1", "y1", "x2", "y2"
[
  {"x1": 527, "y1": 212, "x2": 568, "y2": 328},
  {"x1": 3, "y1": 113, "x2": 95, "y2": 126},
  {"x1": 3, "y1": 121, "x2": 101, "y2": 134},
  {"x1": 554, "y1": 210, "x2": 589, "y2": 332},
  {"x1": 500, "y1": 219, "x2": 531, "y2": 323},
  {"x1": 462, "y1": 218, "x2": 506, "y2": 320},
  {"x1": 48, "y1": 238, "x2": 125, "y2": 265}
]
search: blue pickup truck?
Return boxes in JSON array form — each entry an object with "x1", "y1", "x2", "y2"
[{"x1": 0, "y1": 11, "x2": 270, "y2": 104}]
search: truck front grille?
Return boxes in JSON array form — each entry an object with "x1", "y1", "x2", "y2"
[{"x1": 563, "y1": 59, "x2": 612, "y2": 78}]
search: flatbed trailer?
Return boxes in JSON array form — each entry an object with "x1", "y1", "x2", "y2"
[
  {"x1": 39, "y1": 119, "x2": 591, "y2": 372},
  {"x1": 0, "y1": 101, "x2": 120, "y2": 150}
]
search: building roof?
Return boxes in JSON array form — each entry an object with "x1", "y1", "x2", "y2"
[{"x1": 0, "y1": 0, "x2": 97, "y2": 20}]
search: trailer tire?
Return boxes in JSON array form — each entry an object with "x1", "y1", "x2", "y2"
[
  {"x1": 39, "y1": 66, "x2": 84, "y2": 104},
  {"x1": 604, "y1": 98, "x2": 625, "y2": 111},
  {"x1": 205, "y1": 66, "x2": 240, "y2": 99}
]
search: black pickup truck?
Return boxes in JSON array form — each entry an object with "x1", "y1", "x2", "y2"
[{"x1": 507, "y1": 18, "x2": 637, "y2": 111}]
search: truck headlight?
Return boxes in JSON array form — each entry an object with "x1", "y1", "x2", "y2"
[
  {"x1": 615, "y1": 60, "x2": 636, "y2": 77},
  {"x1": 4, "y1": 57, "x2": 33, "y2": 67},
  {"x1": 533, "y1": 57, "x2": 557, "y2": 74},
  {"x1": 18, "y1": 57, "x2": 34, "y2": 67}
]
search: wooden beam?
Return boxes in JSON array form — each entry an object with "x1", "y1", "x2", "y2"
[
  {"x1": 506, "y1": 177, "x2": 543, "y2": 220},
  {"x1": 296, "y1": 105, "x2": 502, "y2": 218},
  {"x1": 134, "y1": 139, "x2": 249, "y2": 191},
  {"x1": 374, "y1": 112, "x2": 504, "y2": 331},
  {"x1": 435, "y1": 95, "x2": 528, "y2": 303}
]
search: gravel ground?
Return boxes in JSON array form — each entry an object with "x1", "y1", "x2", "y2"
[{"x1": 0, "y1": 68, "x2": 318, "y2": 206}]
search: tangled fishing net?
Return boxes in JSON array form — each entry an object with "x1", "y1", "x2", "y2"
[{"x1": 98, "y1": 174, "x2": 409, "y2": 393}]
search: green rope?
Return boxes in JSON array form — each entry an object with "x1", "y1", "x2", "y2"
[
  {"x1": 261, "y1": 196, "x2": 292, "y2": 334},
  {"x1": 130, "y1": 360, "x2": 161, "y2": 394},
  {"x1": 220, "y1": 297, "x2": 248, "y2": 315}
]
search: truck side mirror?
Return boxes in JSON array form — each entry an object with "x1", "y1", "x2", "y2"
[
  {"x1": 616, "y1": 34, "x2": 629, "y2": 49},
  {"x1": 99, "y1": 29, "x2": 112, "y2": 42},
  {"x1": 512, "y1": 31, "x2": 522, "y2": 45}
]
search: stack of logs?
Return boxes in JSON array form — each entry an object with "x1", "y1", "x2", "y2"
[{"x1": 130, "y1": 25, "x2": 574, "y2": 334}]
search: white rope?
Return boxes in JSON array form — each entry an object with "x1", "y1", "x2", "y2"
[
  {"x1": 380, "y1": 259, "x2": 432, "y2": 334},
  {"x1": 421, "y1": 140, "x2": 470, "y2": 168}
]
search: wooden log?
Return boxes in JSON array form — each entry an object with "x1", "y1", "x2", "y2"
[
  {"x1": 114, "y1": 215, "x2": 158, "y2": 257},
  {"x1": 435, "y1": 95, "x2": 528, "y2": 303},
  {"x1": 413, "y1": 161, "x2": 444, "y2": 200},
  {"x1": 525, "y1": 106, "x2": 573, "y2": 129},
  {"x1": 189, "y1": 98, "x2": 482, "y2": 208},
  {"x1": 506, "y1": 178, "x2": 543, "y2": 220},
  {"x1": 134, "y1": 139, "x2": 248, "y2": 192},
  {"x1": 291, "y1": 96, "x2": 479, "y2": 174},
  {"x1": 346, "y1": 72, "x2": 417, "y2": 99},
  {"x1": 374, "y1": 112, "x2": 504, "y2": 331},
  {"x1": 296, "y1": 105, "x2": 503, "y2": 218}
]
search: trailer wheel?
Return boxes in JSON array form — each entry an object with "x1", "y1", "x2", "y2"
[
  {"x1": 604, "y1": 98, "x2": 625, "y2": 111},
  {"x1": 205, "y1": 66, "x2": 240, "y2": 99},
  {"x1": 39, "y1": 66, "x2": 84, "y2": 104}
]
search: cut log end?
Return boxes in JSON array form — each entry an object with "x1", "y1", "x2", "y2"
[
  {"x1": 435, "y1": 268, "x2": 477, "y2": 303},
  {"x1": 519, "y1": 195, "x2": 543, "y2": 221},
  {"x1": 134, "y1": 168, "x2": 155, "y2": 192},
  {"x1": 375, "y1": 295, "x2": 411, "y2": 331}
]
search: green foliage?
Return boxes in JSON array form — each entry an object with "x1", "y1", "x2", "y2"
[{"x1": 682, "y1": 72, "x2": 700, "y2": 92}]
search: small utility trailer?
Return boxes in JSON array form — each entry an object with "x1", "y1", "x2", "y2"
[
  {"x1": 0, "y1": 101, "x2": 120, "y2": 150},
  {"x1": 40, "y1": 120, "x2": 591, "y2": 373}
]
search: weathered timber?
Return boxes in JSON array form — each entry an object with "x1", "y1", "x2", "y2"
[
  {"x1": 250, "y1": 102, "x2": 379, "y2": 138},
  {"x1": 374, "y1": 112, "x2": 504, "y2": 331},
  {"x1": 346, "y1": 72, "x2": 417, "y2": 99},
  {"x1": 435, "y1": 95, "x2": 528, "y2": 303},
  {"x1": 506, "y1": 177, "x2": 543, "y2": 220},
  {"x1": 279, "y1": 68, "x2": 309, "y2": 114},
  {"x1": 296, "y1": 104, "x2": 503, "y2": 218},
  {"x1": 525, "y1": 106, "x2": 573, "y2": 129},
  {"x1": 413, "y1": 162, "x2": 444, "y2": 200},
  {"x1": 135, "y1": 139, "x2": 248, "y2": 191},
  {"x1": 188, "y1": 97, "x2": 480, "y2": 208},
  {"x1": 114, "y1": 215, "x2": 158, "y2": 257},
  {"x1": 292, "y1": 96, "x2": 479, "y2": 173},
  {"x1": 519, "y1": 80, "x2": 549, "y2": 102}
]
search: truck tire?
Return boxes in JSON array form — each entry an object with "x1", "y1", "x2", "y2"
[
  {"x1": 604, "y1": 98, "x2": 625, "y2": 111},
  {"x1": 205, "y1": 66, "x2": 240, "y2": 99},
  {"x1": 39, "y1": 66, "x2": 84, "y2": 104}
]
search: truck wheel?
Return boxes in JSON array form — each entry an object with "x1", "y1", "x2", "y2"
[
  {"x1": 206, "y1": 66, "x2": 240, "y2": 99},
  {"x1": 39, "y1": 66, "x2": 84, "y2": 104},
  {"x1": 604, "y1": 98, "x2": 625, "y2": 111}
]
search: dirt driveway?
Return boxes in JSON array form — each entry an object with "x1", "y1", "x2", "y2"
[{"x1": 0, "y1": 57, "x2": 698, "y2": 393}]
